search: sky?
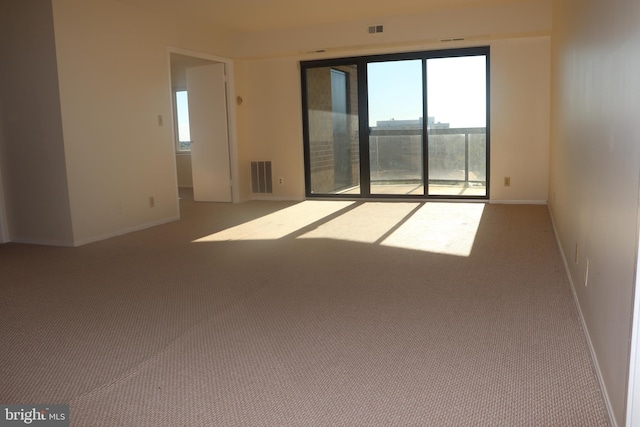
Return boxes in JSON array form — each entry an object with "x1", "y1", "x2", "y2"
[
  {"x1": 175, "y1": 91, "x2": 191, "y2": 142},
  {"x1": 367, "y1": 55, "x2": 487, "y2": 128}
]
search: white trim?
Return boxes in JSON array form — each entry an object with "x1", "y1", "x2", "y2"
[
  {"x1": 166, "y1": 51, "x2": 182, "y2": 220},
  {"x1": 250, "y1": 195, "x2": 305, "y2": 202},
  {"x1": 0, "y1": 162, "x2": 9, "y2": 243},
  {"x1": 12, "y1": 216, "x2": 179, "y2": 247},
  {"x1": 489, "y1": 199, "x2": 548, "y2": 205},
  {"x1": 625, "y1": 206, "x2": 640, "y2": 427},
  {"x1": 11, "y1": 237, "x2": 75, "y2": 247},
  {"x1": 168, "y1": 47, "x2": 233, "y2": 66},
  {"x1": 71, "y1": 216, "x2": 179, "y2": 247},
  {"x1": 628, "y1": 256, "x2": 640, "y2": 426},
  {"x1": 224, "y1": 60, "x2": 241, "y2": 204},
  {"x1": 548, "y1": 206, "x2": 618, "y2": 427}
]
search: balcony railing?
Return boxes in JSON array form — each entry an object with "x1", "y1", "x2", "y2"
[{"x1": 369, "y1": 126, "x2": 487, "y2": 187}]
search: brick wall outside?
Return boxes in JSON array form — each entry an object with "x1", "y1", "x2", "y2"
[{"x1": 305, "y1": 65, "x2": 359, "y2": 193}]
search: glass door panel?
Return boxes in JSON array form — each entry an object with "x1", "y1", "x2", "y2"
[
  {"x1": 426, "y1": 56, "x2": 487, "y2": 196},
  {"x1": 305, "y1": 65, "x2": 360, "y2": 195},
  {"x1": 367, "y1": 60, "x2": 424, "y2": 196}
]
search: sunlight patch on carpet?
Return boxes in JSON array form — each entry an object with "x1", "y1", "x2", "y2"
[
  {"x1": 192, "y1": 200, "x2": 484, "y2": 257},
  {"x1": 381, "y1": 203, "x2": 484, "y2": 256},
  {"x1": 192, "y1": 201, "x2": 355, "y2": 242},
  {"x1": 296, "y1": 202, "x2": 420, "y2": 243}
]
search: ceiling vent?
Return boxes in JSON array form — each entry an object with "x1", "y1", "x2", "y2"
[
  {"x1": 368, "y1": 25, "x2": 384, "y2": 34},
  {"x1": 440, "y1": 37, "x2": 465, "y2": 42}
]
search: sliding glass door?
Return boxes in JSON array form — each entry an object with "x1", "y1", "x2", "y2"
[
  {"x1": 302, "y1": 47, "x2": 489, "y2": 199},
  {"x1": 368, "y1": 60, "x2": 424, "y2": 195},
  {"x1": 303, "y1": 64, "x2": 360, "y2": 195},
  {"x1": 426, "y1": 56, "x2": 487, "y2": 196}
]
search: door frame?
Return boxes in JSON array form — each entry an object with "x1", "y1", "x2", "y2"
[
  {"x1": 167, "y1": 47, "x2": 239, "y2": 204},
  {"x1": 627, "y1": 228, "x2": 640, "y2": 426},
  {"x1": 0, "y1": 100, "x2": 8, "y2": 243},
  {"x1": 0, "y1": 163, "x2": 8, "y2": 243},
  {"x1": 300, "y1": 46, "x2": 490, "y2": 200}
]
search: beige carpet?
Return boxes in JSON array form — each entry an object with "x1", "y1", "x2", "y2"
[{"x1": 0, "y1": 190, "x2": 611, "y2": 426}]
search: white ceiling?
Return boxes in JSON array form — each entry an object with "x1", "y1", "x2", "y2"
[{"x1": 115, "y1": 0, "x2": 545, "y2": 33}]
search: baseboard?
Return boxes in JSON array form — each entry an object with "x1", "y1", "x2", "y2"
[
  {"x1": 489, "y1": 199, "x2": 548, "y2": 205},
  {"x1": 547, "y1": 206, "x2": 618, "y2": 427},
  {"x1": 71, "y1": 216, "x2": 180, "y2": 247},
  {"x1": 10, "y1": 237, "x2": 75, "y2": 247},
  {"x1": 249, "y1": 195, "x2": 304, "y2": 202}
]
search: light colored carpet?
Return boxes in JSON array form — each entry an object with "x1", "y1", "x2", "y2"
[{"x1": 0, "y1": 190, "x2": 610, "y2": 426}]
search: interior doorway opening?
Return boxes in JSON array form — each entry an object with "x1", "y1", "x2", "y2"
[{"x1": 169, "y1": 50, "x2": 237, "y2": 203}]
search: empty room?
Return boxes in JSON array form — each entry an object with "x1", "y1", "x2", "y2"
[{"x1": 1, "y1": 0, "x2": 639, "y2": 425}]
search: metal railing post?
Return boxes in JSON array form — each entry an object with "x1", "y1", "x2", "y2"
[{"x1": 465, "y1": 132, "x2": 470, "y2": 187}]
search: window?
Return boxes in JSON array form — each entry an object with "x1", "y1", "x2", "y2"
[
  {"x1": 301, "y1": 46, "x2": 490, "y2": 199},
  {"x1": 174, "y1": 90, "x2": 191, "y2": 152}
]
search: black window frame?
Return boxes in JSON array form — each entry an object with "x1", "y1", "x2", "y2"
[{"x1": 300, "y1": 46, "x2": 490, "y2": 200}]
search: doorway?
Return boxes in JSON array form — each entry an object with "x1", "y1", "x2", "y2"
[{"x1": 168, "y1": 50, "x2": 237, "y2": 203}]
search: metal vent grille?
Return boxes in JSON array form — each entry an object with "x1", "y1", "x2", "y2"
[{"x1": 251, "y1": 161, "x2": 273, "y2": 194}]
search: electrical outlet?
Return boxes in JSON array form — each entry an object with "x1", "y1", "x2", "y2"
[
  {"x1": 157, "y1": 115, "x2": 163, "y2": 126},
  {"x1": 149, "y1": 196, "x2": 155, "y2": 208},
  {"x1": 504, "y1": 176, "x2": 511, "y2": 187},
  {"x1": 278, "y1": 177, "x2": 284, "y2": 185}
]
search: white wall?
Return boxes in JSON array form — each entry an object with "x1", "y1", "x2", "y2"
[
  {"x1": 490, "y1": 37, "x2": 550, "y2": 203},
  {"x1": 51, "y1": 0, "x2": 230, "y2": 244},
  {"x1": 0, "y1": 0, "x2": 74, "y2": 246},
  {"x1": 232, "y1": 61, "x2": 252, "y2": 199},
  {"x1": 231, "y1": 0, "x2": 551, "y2": 59},
  {"x1": 549, "y1": 0, "x2": 640, "y2": 425},
  {"x1": 236, "y1": 57, "x2": 306, "y2": 201},
  {"x1": 176, "y1": 154, "x2": 193, "y2": 188}
]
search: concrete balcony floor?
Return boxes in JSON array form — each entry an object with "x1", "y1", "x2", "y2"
[{"x1": 336, "y1": 183, "x2": 487, "y2": 197}]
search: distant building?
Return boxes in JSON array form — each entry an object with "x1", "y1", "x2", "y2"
[{"x1": 375, "y1": 117, "x2": 450, "y2": 129}]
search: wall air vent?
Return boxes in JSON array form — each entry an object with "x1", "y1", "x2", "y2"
[
  {"x1": 251, "y1": 161, "x2": 273, "y2": 194},
  {"x1": 440, "y1": 37, "x2": 466, "y2": 42},
  {"x1": 368, "y1": 25, "x2": 384, "y2": 34}
]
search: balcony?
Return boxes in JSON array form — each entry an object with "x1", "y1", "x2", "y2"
[
  {"x1": 309, "y1": 126, "x2": 487, "y2": 197},
  {"x1": 368, "y1": 126, "x2": 486, "y2": 196}
]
